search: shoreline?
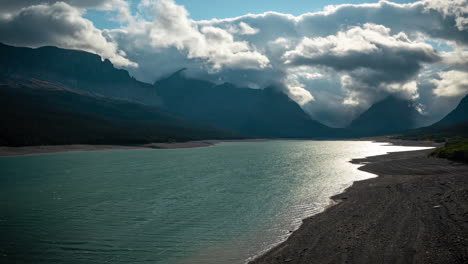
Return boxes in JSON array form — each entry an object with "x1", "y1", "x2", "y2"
[
  {"x1": 0, "y1": 137, "x2": 438, "y2": 157},
  {"x1": 0, "y1": 139, "x2": 268, "y2": 157},
  {"x1": 250, "y1": 140, "x2": 468, "y2": 264}
]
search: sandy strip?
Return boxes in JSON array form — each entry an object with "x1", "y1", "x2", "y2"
[
  {"x1": 251, "y1": 143, "x2": 468, "y2": 263},
  {"x1": 0, "y1": 139, "x2": 268, "y2": 157}
]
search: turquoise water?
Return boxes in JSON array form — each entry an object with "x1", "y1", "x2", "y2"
[{"x1": 0, "y1": 141, "x2": 429, "y2": 264}]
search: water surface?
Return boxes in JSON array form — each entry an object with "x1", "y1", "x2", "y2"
[{"x1": 0, "y1": 140, "x2": 430, "y2": 264}]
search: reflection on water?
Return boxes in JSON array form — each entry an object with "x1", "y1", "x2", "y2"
[{"x1": 0, "y1": 141, "x2": 431, "y2": 264}]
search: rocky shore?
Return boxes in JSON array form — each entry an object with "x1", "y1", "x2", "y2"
[{"x1": 251, "y1": 148, "x2": 468, "y2": 264}]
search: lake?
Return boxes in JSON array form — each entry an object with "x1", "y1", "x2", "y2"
[{"x1": 0, "y1": 140, "x2": 429, "y2": 264}]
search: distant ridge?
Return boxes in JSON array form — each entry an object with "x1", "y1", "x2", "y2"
[{"x1": 0, "y1": 43, "x2": 162, "y2": 106}]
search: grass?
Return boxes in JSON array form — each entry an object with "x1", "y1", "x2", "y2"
[
  {"x1": 430, "y1": 138, "x2": 468, "y2": 163},
  {"x1": 392, "y1": 121, "x2": 468, "y2": 163}
]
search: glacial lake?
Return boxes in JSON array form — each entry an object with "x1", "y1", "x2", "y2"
[{"x1": 0, "y1": 140, "x2": 430, "y2": 264}]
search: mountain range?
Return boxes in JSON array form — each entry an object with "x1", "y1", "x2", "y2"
[
  {"x1": 0, "y1": 43, "x2": 466, "y2": 146},
  {"x1": 155, "y1": 70, "x2": 337, "y2": 138},
  {"x1": 0, "y1": 77, "x2": 237, "y2": 146}
]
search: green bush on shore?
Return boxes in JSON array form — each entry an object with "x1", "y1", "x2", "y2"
[{"x1": 430, "y1": 138, "x2": 468, "y2": 163}]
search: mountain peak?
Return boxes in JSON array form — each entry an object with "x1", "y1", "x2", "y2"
[{"x1": 348, "y1": 95, "x2": 423, "y2": 136}]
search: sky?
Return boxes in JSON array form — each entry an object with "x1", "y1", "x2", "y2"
[
  {"x1": 85, "y1": 0, "x2": 419, "y2": 28},
  {"x1": 177, "y1": 0, "x2": 418, "y2": 19},
  {"x1": 0, "y1": 0, "x2": 467, "y2": 127}
]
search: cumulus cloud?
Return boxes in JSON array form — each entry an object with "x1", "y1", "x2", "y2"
[
  {"x1": 283, "y1": 23, "x2": 439, "y2": 105},
  {"x1": 303, "y1": 0, "x2": 468, "y2": 45},
  {"x1": 0, "y1": 0, "x2": 112, "y2": 10},
  {"x1": 110, "y1": 0, "x2": 269, "y2": 72},
  {"x1": 104, "y1": 0, "x2": 271, "y2": 89},
  {"x1": 432, "y1": 70, "x2": 468, "y2": 97},
  {"x1": 284, "y1": 24, "x2": 438, "y2": 74},
  {"x1": 0, "y1": 0, "x2": 134, "y2": 23},
  {"x1": 441, "y1": 47, "x2": 468, "y2": 68},
  {"x1": 424, "y1": 0, "x2": 468, "y2": 31},
  {"x1": 228, "y1": 22, "x2": 260, "y2": 35}
]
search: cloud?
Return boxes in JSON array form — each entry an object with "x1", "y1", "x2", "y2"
[
  {"x1": 110, "y1": 0, "x2": 269, "y2": 72},
  {"x1": 0, "y1": 2, "x2": 135, "y2": 67},
  {"x1": 441, "y1": 47, "x2": 468, "y2": 68},
  {"x1": 199, "y1": 0, "x2": 468, "y2": 48},
  {"x1": 104, "y1": 0, "x2": 271, "y2": 89},
  {"x1": 283, "y1": 23, "x2": 439, "y2": 105},
  {"x1": 0, "y1": 0, "x2": 134, "y2": 27},
  {"x1": 432, "y1": 70, "x2": 468, "y2": 97},
  {"x1": 0, "y1": 0, "x2": 115, "y2": 13},
  {"x1": 231, "y1": 22, "x2": 260, "y2": 35},
  {"x1": 284, "y1": 24, "x2": 438, "y2": 73},
  {"x1": 282, "y1": 68, "x2": 317, "y2": 105},
  {"x1": 301, "y1": 0, "x2": 468, "y2": 45},
  {"x1": 424, "y1": 0, "x2": 468, "y2": 31}
]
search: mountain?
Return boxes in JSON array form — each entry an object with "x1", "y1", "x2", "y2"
[
  {"x1": 154, "y1": 70, "x2": 336, "y2": 138},
  {"x1": 431, "y1": 94, "x2": 468, "y2": 127},
  {"x1": 0, "y1": 43, "x2": 161, "y2": 106},
  {"x1": 347, "y1": 96, "x2": 425, "y2": 137},
  {"x1": 398, "y1": 94, "x2": 468, "y2": 142},
  {"x1": 0, "y1": 77, "x2": 238, "y2": 146}
]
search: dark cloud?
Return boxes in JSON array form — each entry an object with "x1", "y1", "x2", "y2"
[
  {"x1": 283, "y1": 23, "x2": 440, "y2": 106},
  {"x1": 295, "y1": 0, "x2": 468, "y2": 45}
]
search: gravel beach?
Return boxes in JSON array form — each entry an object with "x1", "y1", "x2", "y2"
[{"x1": 251, "y1": 147, "x2": 468, "y2": 264}]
